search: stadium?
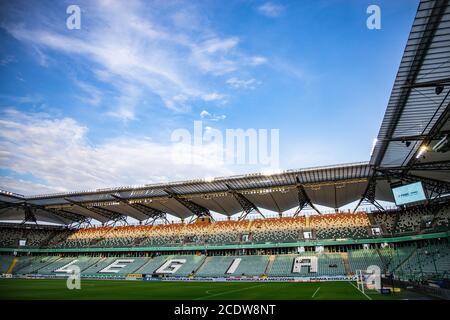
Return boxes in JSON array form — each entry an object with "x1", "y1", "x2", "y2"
[{"x1": 0, "y1": 0, "x2": 450, "y2": 303}]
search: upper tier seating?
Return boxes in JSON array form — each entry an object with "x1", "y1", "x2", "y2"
[
  {"x1": 250, "y1": 217, "x2": 305, "y2": 243},
  {"x1": 372, "y1": 204, "x2": 450, "y2": 235},
  {"x1": 311, "y1": 213, "x2": 371, "y2": 239},
  {"x1": 207, "y1": 220, "x2": 251, "y2": 244},
  {"x1": 371, "y1": 212, "x2": 397, "y2": 234},
  {"x1": 1, "y1": 203, "x2": 450, "y2": 249}
]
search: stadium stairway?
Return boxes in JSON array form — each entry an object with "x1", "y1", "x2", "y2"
[
  {"x1": 6, "y1": 257, "x2": 17, "y2": 274},
  {"x1": 339, "y1": 252, "x2": 351, "y2": 275},
  {"x1": 366, "y1": 212, "x2": 376, "y2": 226},
  {"x1": 192, "y1": 256, "x2": 208, "y2": 276},
  {"x1": 40, "y1": 229, "x2": 64, "y2": 247},
  {"x1": 264, "y1": 255, "x2": 276, "y2": 275},
  {"x1": 376, "y1": 248, "x2": 388, "y2": 273},
  {"x1": 305, "y1": 216, "x2": 310, "y2": 228},
  {"x1": 392, "y1": 212, "x2": 401, "y2": 234}
]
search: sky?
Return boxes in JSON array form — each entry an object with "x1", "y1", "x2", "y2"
[{"x1": 0, "y1": 0, "x2": 420, "y2": 197}]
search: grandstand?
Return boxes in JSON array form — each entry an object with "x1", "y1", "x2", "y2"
[{"x1": 1, "y1": 0, "x2": 450, "y2": 301}]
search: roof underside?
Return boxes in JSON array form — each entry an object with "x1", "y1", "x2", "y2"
[{"x1": 1, "y1": 162, "x2": 393, "y2": 224}]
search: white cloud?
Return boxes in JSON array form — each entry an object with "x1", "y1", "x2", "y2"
[
  {"x1": 248, "y1": 56, "x2": 268, "y2": 66},
  {"x1": 226, "y1": 77, "x2": 260, "y2": 90},
  {"x1": 0, "y1": 109, "x2": 233, "y2": 195},
  {"x1": 257, "y1": 2, "x2": 284, "y2": 17},
  {"x1": 200, "y1": 110, "x2": 226, "y2": 121},
  {"x1": 200, "y1": 110, "x2": 211, "y2": 118},
  {"x1": 3, "y1": 1, "x2": 259, "y2": 118},
  {"x1": 73, "y1": 80, "x2": 102, "y2": 107},
  {"x1": 201, "y1": 92, "x2": 226, "y2": 101},
  {"x1": 0, "y1": 55, "x2": 16, "y2": 66}
]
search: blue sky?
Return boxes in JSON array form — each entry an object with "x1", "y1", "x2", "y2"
[{"x1": 0, "y1": 0, "x2": 419, "y2": 196}]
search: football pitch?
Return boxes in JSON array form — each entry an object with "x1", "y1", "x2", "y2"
[{"x1": 0, "y1": 279, "x2": 430, "y2": 300}]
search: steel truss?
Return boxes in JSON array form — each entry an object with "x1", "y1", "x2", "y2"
[
  {"x1": 0, "y1": 199, "x2": 88, "y2": 225},
  {"x1": 225, "y1": 184, "x2": 264, "y2": 220},
  {"x1": 64, "y1": 198, "x2": 127, "y2": 226},
  {"x1": 353, "y1": 177, "x2": 385, "y2": 213},
  {"x1": 164, "y1": 188, "x2": 212, "y2": 222},
  {"x1": 294, "y1": 177, "x2": 321, "y2": 216},
  {"x1": 110, "y1": 194, "x2": 169, "y2": 225}
]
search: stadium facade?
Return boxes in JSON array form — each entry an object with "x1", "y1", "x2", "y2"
[{"x1": 1, "y1": 0, "x2": 450, "y2": 298}]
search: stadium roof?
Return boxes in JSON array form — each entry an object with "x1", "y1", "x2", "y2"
[
  {"x1": 371, "y1": 0, "x2": 450, "y2": 181},
  {"x1": 0, "y1": 162, "x2": 396, "y2": 224},
  {"x1": 1, "y1": 0, "x2": 449, "y2": 225}
]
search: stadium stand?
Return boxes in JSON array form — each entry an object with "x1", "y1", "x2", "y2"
[
  {"x1": 347, "y1": 249, "x2": 384, "y2": 274},
  {"x1": 267, "y1": 253, "x2": 345, "y2": 277},
  {"x1": 207, "y1": 220, "x2": 251, "y2": 244},
  {"x1": 14, "y1": 256, "x2": 62, "y2": 274},
  {"x1": 196, "y1": 255, "x2": 269, "y2": 277},
  {"x1": 0, "y1": 255, "x2": 14, "y2": 273},
  {"x1": 135, "y1": 255, "x2": 173, "y2": 274},
  {"x1": 311, "y1": 213, "x2": 371, "y2": 239},
  {"x1": 250, "y1": 217, "x2": 305, "y2": 243},
  {"x1": 1, "y1": 206, "x2": 450, "y2": 250}
]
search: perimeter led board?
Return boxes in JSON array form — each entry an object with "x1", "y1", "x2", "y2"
[{"x1": 392, "y1": 182, "x2": 427, "y2": 206}]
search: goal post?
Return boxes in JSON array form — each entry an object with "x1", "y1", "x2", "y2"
[
  {"x1": 356, "y1": 266, "x2": 382, "y2": 293},
  {"x1": 355, "y1": 269, "x2": 366, "y2": 294}
]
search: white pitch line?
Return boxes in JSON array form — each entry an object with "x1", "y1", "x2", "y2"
[
  {"x1": 193, "y1": 284, "x2": 267, "y2": 300},
  {"x1": 311, "y1": 286, "x2": 321, "y2": 298},
  {"x1": 348, "y1": 281, "x2": 372, "y2": 300}
]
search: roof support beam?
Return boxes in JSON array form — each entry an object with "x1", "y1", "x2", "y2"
[
  {"x1": 0, "y1": 200, "x2": 75, "y2": 225},
  {"x1": 353, "y1": 178, "x2": 385, "y2": 213},
  {"x1": 225, "y1": 184, "x2": 264, "y2": 221},
  {"x1": 70, "y1": 217, "x2": 93, "y2": 228},
  {"x1": 384, "y1": 130, "x2": 450, "y2": 142},
  {"x1": 110, "y1": 194, "x2": 168, "y2": 224},
  {"x1": 164, "y1": 188, "x2": 212, "y2": 221},
  {"x1": 294, "y1": 177, "x2": 320, "y2": 216},
  {"x1": 384, "y1": 161, "x2": 450, "y2": 171},
  {"x1": 64, "y1": 198, "x2": 126, "y2": 225},
  {"x1": 401, "y1": 76, "x2": 450, "y2": 89},
  {"x1": 21, "y1": 204, "x2": 37, "y2": 225}
]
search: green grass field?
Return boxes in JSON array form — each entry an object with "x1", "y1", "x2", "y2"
[{"x1": 0, "y1": 279, "x2": 429, "y2": 300}]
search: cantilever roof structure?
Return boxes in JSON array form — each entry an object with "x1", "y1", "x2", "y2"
[
  {"x1": 1, "y1": 0, "x2": 449, "y2": 225},
  {"x1": 1, "y1": 162, "x2": 395, "y2": 224}
]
